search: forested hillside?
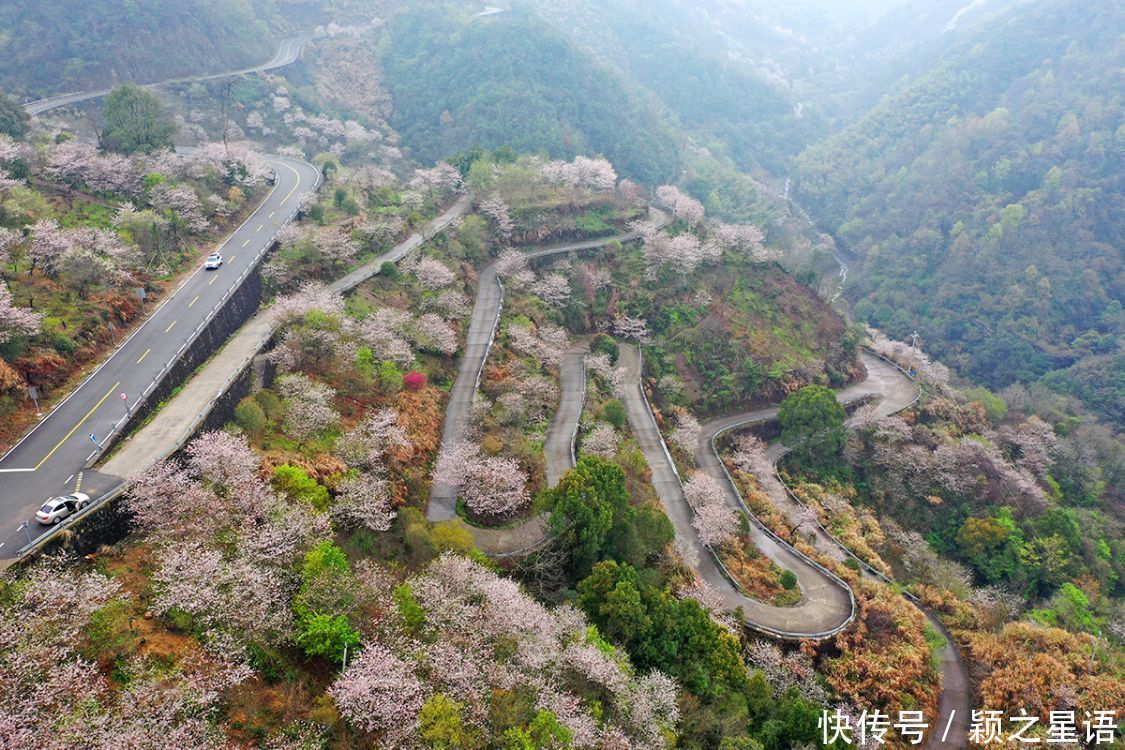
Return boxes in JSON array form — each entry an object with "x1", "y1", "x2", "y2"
[
  {"x1": 379, "y1": 6, "x2": 682, "y2": 184},
  {"x1": 794, "y1": 0, "x2": 1124, "y2": 424},
  {"x1": 0, "y1": 0, "x2": 278, "y2": 97}
]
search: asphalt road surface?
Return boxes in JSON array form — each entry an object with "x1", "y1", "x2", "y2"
[
  {"x1": 0, "y1": 156, "x2": 321, "y2": 557},
  {"x1": 543, "y1": 341, "x2": 589, "y2": 488}
]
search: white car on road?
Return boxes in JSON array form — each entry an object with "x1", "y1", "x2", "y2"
[
  {"x1": 204, "y1": 252, "x2": 223, "y2": 270},
  {"x1": 35, "y1": 493, "x2": 91, "y2": 525}
]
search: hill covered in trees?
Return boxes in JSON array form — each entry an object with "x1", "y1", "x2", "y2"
[
  {"x1": 378, "y1": 5, "x2": 682, "y2": 185},
  {"x1": 0, "y1": 0, "x2": 279, "y2": 97},
  {"x1": 793, "y1": 0, "x2": 1123, "y2": 424}
]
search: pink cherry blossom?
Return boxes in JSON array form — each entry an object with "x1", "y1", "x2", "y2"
[
  {"x1": 684, "y1": 472, "x2": 739, "y2": 547},
  {"x1": 433, "y1": 441, "x2": 530, "y2": 517},
  {"x1": 480, "y1": 196, "x2": 514, "y2": 241},
  {"x1": 334, "y1": 473, "x2": 397, "y2": 532},
  {"x1": 414, "y1": 257, "x2": 455, "y2": 290},
  {"x1": 668, "y1": 412, "x2": 702, "y2": 453},
  {"x1": 315, "y1": 228, "x2": 358, "y2": 267},
  {"x1": 330, "y1": 643, "x2": 426, "y2": 744},
  {"x1": 581, "y1": 423, "x2": 620, "y2": 458},
  {"x1": 531, "y1": 273, "x2": 572, "y2": 307},
  {"x1": 269, "y1": 281, "x2": 345, "y2": 325},
  {"x1": 613, "y1": 315, "x2": 650, "y2": 343},
  {"x1": 409, "y1": 312, "x2": 458, "y2": 355},
  {"x1": 338, "y1": 409, "x2": 410, "y2": 470},
  {"x1": 0, "y1": 281, "x2": 41, "y2": 343},
  {"x1": 655, "y1": 185, "x2": 705, "y2": 225},
  {"x1": 277, "y1": 373, "x2": 340, "y2": 442}
]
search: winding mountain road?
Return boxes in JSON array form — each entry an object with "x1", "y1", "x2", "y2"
[
  {"x1": 428, "y1": 212, "x2": 667, "y2": 522},
  {"x1": 693, "y1": 353, "x2": 968, "y2": 747},
  {"x1": 543, "y1": 341, "x2": 590, "y2": 488},
  {"x1": 22, "y1": 36, "x2": 310, "y2": 116},
  {"x1": 618, "y1": 343, "x2": 857, "y2": 638}
]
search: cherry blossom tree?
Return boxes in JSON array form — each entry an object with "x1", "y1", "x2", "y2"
[
  {"x1": 42, "y1": 141, "x2": 145, "y2": 197},
  {"x1": 269, "y1": 281, "x2": 345, "y2": 325},
  {"x1": 315, "y1": 228, "x2": 358, "y2": 268},
  {"x1": 330, "y1": 643, "x2": 426, "y2": 745},
  {"x1": 668, "y1": 412, "x2": 702, "y2": 453},
  {"x1": 414, "y1": 257, "x2": 455, "y2": 290},
  {"x1": 150, "y1": 184, "x2": 210, "y2": 235},
  {"x1": 692, "y1": 502, "x2": 739, "y2": 548},
  {"x1": 409, "y1": 313, "x2": 458, "y2": 355},
  {"x1": 999, "y1": 416, "x2": 1057, "y2": 479},
  {"x1": 0, "y1": 227, "x2": 20, "y2": 271},
  {"x1": 423, "y1": 292, "x2": 465, "y2": 321},
  {"x1": 127, "y1": 458, "x2": 228, "y2": 540},
  {"x1": 185, "y1": 429, "x2": 266, "y2": 497},
  {"x1": 581, "y1": 423, "x2": 620, "y2": 459},
  {"x1": 613, "y1": 315, "x2": 650, "y2": 343},
  {"x1": 28, "y1": 219, "x2": 70, "y2": 276},
  {"x1": 433, "y1": 440, "x2": 530, "y2": 518},
  {"x1": 655, "y1": 185, "x2": 705, "y2": 226},
  {"x1": 480, "y1": 196, "x2": 514, "y2": 241},
  {"x1": 731, "y1": 434, "x2": 788, "y2": 501},
  {"x1": 277, "y1": 373, "x2": 340, "y2": 442},
  {"x1": 410, "y1": 162, "x2": 463, "y2": 201},
  {"x1": 494, "y1": 249, "x2": 535, "y2": 288},
  {"x1": 683, "y1": 472, "x2": 739, "y2": 547},
  {"x1": 744, "y1": 639, "x2": 827, "y2": 703},
  {"x1": 353, "y1": 307, "x2": 416, "y2": 367},
  {"x1": 541, "y1": 156, "x2": 617, "y2": 191},
  {"x1": 338, "y1": 409, "x2": 410, "y2": 470},
  {"x1": 151, "y1": 540, "x2": 294, "y2": 648},
  {"x1": 0, "y1": 281, "x2": 41, "y2": 343},
  {"x1": 506, "y1": 321, "x2": 569, "y2": 367},
  {"x1": 714, "y1": 222, "x2": 774, "y2": 262},
  {"x1": 531, "y1": 273, "x2": 572, "y2": 307},
  {"x1": 334, "y1": 473, "x2": 397, "y2": 532}
]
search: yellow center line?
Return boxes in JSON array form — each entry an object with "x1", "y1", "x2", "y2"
[
  {"x1": 165, "y1": 320, "x2": 177, "y2": 333},
  {"x1": 229, "y1": 255, "x2": 236, "y2": 263},
  {"x1": 279, "y1": 162, "x2": 302, "y2": 203},
  {"x1": 242, "y1": 239, "x2": 250, "y2": 247},
  {"x1": 34, "y1": 381, "x2": 120, "y2": 470},
  {"x1": 209, "y1": 276, "x2": 218, "y2": 285},
  {"x1": 189, "y1": 295, "x2": 200, "y2": 308},
  {"x1": 269, "y1": 210, "x2": 276, "y2": 217},
  {"x1": 136, "y1": 348, "x2": 151, "y2": 364}
]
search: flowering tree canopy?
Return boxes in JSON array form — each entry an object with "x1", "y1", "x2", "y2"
[{"x1": 684, "y1": 472, "x2": 739, "y2": 548}]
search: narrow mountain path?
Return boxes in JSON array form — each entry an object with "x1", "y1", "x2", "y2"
[
  {"x1": 696, "y1": 351, "x2": 968, "y2": 748},
  {"x1": 543, "y1": 341, "x2": 590, "y2": 488},
  {"x1": 616, "y1": 343, "x2": 856, "y2": 638},
  {"x1": 428, "y1": 211, "x2": 667, "y2": 522}
]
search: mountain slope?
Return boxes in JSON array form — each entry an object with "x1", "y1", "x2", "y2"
[
  {"x1": 0, "y1": 0, "x2": 279, "y2": 97},
  {"x1": 793, "y1": 0, "x2": 1124, "y2": 423},
  {"x1": 379, "y1": 6, "x2": 682, "y2": 184}
]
